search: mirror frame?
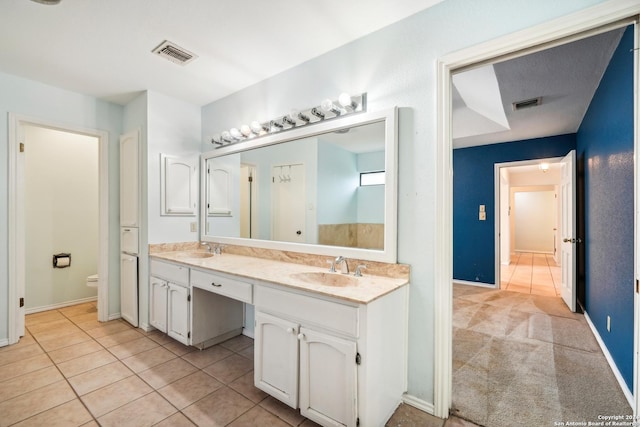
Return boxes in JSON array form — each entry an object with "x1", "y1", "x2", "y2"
[{"x1": 200, "y1": 107, "x2": 398, "y2": 263}]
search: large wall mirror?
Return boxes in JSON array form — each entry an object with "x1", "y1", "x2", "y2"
[{"x1": 200, "y1": 107, "x2": 398, "y2": 263}]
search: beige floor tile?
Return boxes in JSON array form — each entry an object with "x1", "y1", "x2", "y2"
[
  {"x1": 146, "y1": 331, "x2": 175, "y2": 345},
  {"x1": 182, "y1": 386, "x2": 254, "y2": 426},
  {"x1": 0, "y1": 353, "x2": 52, "y2": 382},
  {"x1": 0, "y1": 380, "x2": 76, "y2": 427},
  {"x1": 0, "y1": 366, "x2": 63, "y2": 403},
  {"x1": 13, "y1": 398, "x2": 93, "y2": 427},
  {"x1": 57, "y1": 349, "x2": 117, "y2": 378},
  {"x1": 300, "y1": 419, "x2": 323, "y2": 426},
  {"x1": 228, "y1": 405, "x2": 290, "y2": 427},
  {"x1": 138, "y1": 357, "x2": 198, "y2": 389},
  {"x1": 80, "y1": 421, "x2": 99, "y2": 427},
  {"x1": 75, "y1": 319, "x2": 103, "y2": 331},
  {"x1": 97, "y1": 392, "x2": 177, "y2": 427},
  {"x1": 38, "y1": 330, "x2": 92, "y2": 352},
  {"x1": 181, "y1": 344, "x2": 233, "y2": 369},
  {"x1": 220, "y1": 334, "x2": 254, "y2": 352},
  {"x1": 96, "y1": 328, "x2": 145, "y2": 348},
  {"x1": 48, "y1": 340, "x2": 103, "y2": 364},
  {"x1": 158, "y1": 370, "x2": 223, "y2": 409},
  {"x1": 86, "y1": 321, "x2": 132, "y2": 339},
  {"x1": 385, "y1": 403, "x2": 444, "y2": 427},
  {"x1": 25, "y1": 310, "x2": 66, "y2": 326},
  {"x1": 30, "y1": 324, "x2": 83, "y2": 342},
  {"x1": 122, "y1": 346, "x2": 177, "y2": 373},
  {"x1": 81, "y1": 375, "x2": 153, "y2": 418},
  {"x1": 153, "y1": 412, "x2": 196, "y2": 427},
  {"x1": 0, "y1": 334, "x2": 36, "y2": 353},
  {"x1": 108, "y1": 337, "x2": 159, "y2": 359},
  {"x1": 68, "y1": 361, "x2": 134, "y2": 396},
  {"x1": 27, "y1": 318, "x2": 75, "y2": 333},
  {"x1": 260, "y1": 396, "x2": 305, "y2": 426},
  {"x1": 204, "y1": 353, "x2": 254, "y2": 384},
  {"x1": 229, "y1": 371, "x2": 268, "y2": 403},
  {"x1": 59, "y1": 302, "x2": 96, "y2": 315},
  {"x1": 67, "y1": 312, "x2": 99, "y2": 325},
  {"x1": 238, "y1": 344, "x2": 254, "y2": 361},
  {"x1": 0, "y1": 343, "x2": 43, "y2": 365},
  {"x1": 163, "y1": 339, "x2": 196, "y2": 356}
]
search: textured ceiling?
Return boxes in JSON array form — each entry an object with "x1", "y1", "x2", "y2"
[
  {"x1": 0, "y1": 0, "x2": 443, "y2": 106},
  {"x1": 453, "y1": 27, "x2": 625, "y2": 148}
]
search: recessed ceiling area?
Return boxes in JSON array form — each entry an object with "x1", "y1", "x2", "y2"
[
  {"x1": 453, "y1": 27, "x2": 625, "y2": 149},
  {"x1": 0, "y1": 0, "x2": 444, "y2": 106}
]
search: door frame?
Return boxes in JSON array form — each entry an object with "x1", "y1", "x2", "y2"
[
  {"x1": 493, "y1": 157, "x2": 563, "y2": 290},
  {"x1": 434, "y1": 2, "x2": 640, "y2": 418},
  {"x1": 8, "y1": 113, "x2": 110, "y2": 344}
]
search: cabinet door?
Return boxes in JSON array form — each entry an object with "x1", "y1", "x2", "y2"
[
  {"x1": 120, "y1": 253, "x2": 138, "y2": 327},
  {"x1": 167, "y1": 283, "x2": 190, "y2": 345},
  {"x1": 255, "y1": 311, "x2": 299, "y2": 408},
  {"x1": 299, "y1": 328, "x2": 357, "y2": 427},
  {"x1": 120, "y1": 130, "x2": 140, "y2": 227},
  {"x1": 161, "y1": 154, "x2": 197, "y2": 216},
  {"x1": 149, "y1": 277, "x2": 168, "y2": 333}
]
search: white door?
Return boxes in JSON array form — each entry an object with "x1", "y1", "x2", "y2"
[
  {"x1": 299, "y1": 327, "x2": 357, "y2": 427},
  {"x1": 272, "y1": 164, "x2": 306, "y2": 243},
  {"x1": 167, "y1": 283, "x2": 190, "y2": 345},
  {"x1": 120, "y1": 130, "x2": 139, "y2": 227},
  {"x1": 120, "y1": 253, "x2": 138, "y2": 327},
  {"x1": 149, "y1": 277, "x2": 168, "y2": 333},
  {"x1": 255, "y1": 311, "x2": 300, "y2": 408},
  {"x1": 560, "y1": 150, "x2": 577, "y2": 312}
]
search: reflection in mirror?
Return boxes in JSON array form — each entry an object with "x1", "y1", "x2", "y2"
[{"x1": 201, "y1": 108, "x2": 397, "y2": 263}]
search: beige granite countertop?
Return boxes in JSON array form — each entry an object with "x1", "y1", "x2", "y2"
[{"x1": 149, "y1": 248, "x2": 409, "y2": 304}]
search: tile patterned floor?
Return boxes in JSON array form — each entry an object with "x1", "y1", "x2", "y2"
[
  {"x1": 500, "y1": 252, "x2": 561, "y2": 296},
  {"x1": 0, "y1": 301, "x2": 474, "y2": 426}
]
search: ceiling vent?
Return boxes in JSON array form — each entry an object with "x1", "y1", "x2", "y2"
[
  {"x1": 512, "y1": 97, "x2": 542, "y2": 111},
  {"x1": 152, "y1": 41, "x2": 198, "y2": 66}
]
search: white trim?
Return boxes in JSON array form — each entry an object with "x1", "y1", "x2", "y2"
[
  {"x1": 402, "y1": 394, "x2": 435, "y2": 415},
  {"x1": 452, "y1": 279, "x2": 494, "y2": 288},
  {"x1": 139, "y1": 322, "x2": 154, "y2": 332},
  {"x1": 25, "y1": 297, "x2": 98, "y2": 315},
  {"x1": 584, "y1": 312, "x2": 634, "y2": 408},
  {"x1": 8, "y1": 114, "x2": 110, "y2": 345},
  {"x1": 0, "y1": 339, "x2": 9, "y2": 348},
  {"x1": 436, "y1": 0, "x2": 640, "y2": 419},
  {"x1": 633, "y1": 16, "x2": 640, "y2": 418},
  {"x1": 108, "y1": 313, "x2": 122, "y2": 321}
]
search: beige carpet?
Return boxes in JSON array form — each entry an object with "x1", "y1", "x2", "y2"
[{"x1": 452, "y1": 284, "x2": 631, "y2": 426}]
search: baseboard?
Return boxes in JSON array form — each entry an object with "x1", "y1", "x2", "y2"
[
  {"x1": 108, "y1": 312, "x2": 121, "y2": 321},
  {"x1": 402, "y1": 394, "x2": 436, "y2": 415},
  {"x1": 453, "y1": 279, "x2": 496, "y2": 288},
  {"x1": 0, "y1": 338, "x2": 9, "y2": 348},
  {"x1": 139, "y1": 322, "x2": 154, "y2": 332},
  {"x1": 583, "y1": 312, "x2": 634, "y2": 408},
  {"x1": 25, "y1": 296, "x2": 98, "y2": 314},
  {"x1": 242, "y1": 328, "x2": 254, "y2": 339}
]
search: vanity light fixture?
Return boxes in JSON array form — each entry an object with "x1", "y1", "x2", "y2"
[{"x1": 210, "y1": 92, "x2": 366, "y2": 147}]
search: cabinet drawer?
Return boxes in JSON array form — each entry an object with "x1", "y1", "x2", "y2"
[
  {"x1": 121, "y1": 227, "x2": 139, "y2": 254},
  {"x1": 255, "y1": 286, "x2": 358, "y2": 338},
  {"x1": 191, "y1": 269, "x2": 252, "y2": 304},
  {"x1": 150, "y1": 260, "x2": 189, "y2": 285}
]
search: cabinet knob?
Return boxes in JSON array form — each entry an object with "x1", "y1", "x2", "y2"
[
  {"x1": 211, "y1": 282, "x2": 222, "y2": 287},
  {"x1": 297, "y1": 333, "x2": 305, "y2": 340},
  {"x1": 286, "y1": 327, "x2": 294, "y2": 334}
]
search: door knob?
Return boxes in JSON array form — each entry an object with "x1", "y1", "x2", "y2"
[{"x1": 297, "y1": 333, "x2": 305, "y2": 340}]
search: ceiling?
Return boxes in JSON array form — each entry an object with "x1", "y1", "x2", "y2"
[
  {"x1": 0, "y1": 0, "x2": 443, "y2": 106},
  {"x1": 453, "y1": 27, "x2": 625, "y2": 149}
]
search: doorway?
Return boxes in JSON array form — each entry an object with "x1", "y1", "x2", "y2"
[
  {"x1": 8, "y1": 114, "x2": 110, "y2": 344},
  {"x1": 434, "y1": 9, "x2": 639, "y2": 420}
]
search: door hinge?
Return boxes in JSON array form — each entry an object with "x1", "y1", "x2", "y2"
[
  {"x1": 188, "y1": 331, "x2": 191, "y2": 339},
  {"x1": 356, "y1": 417, "x2": 360, "y2": 426},
  {"x1": 19, "y1": 142, "x2": 24, "y2": 153},
  {"x1": 187, "y1": 294, "x2": 191, "y2": 302},
  {"x1": 355, "y1": 352, "x2": 361, "y2": 365},
  {"x1": 19, "y1": 297, "x2": 24, "y2": 308},
  {"x1": 636, "y1": 279, "x2": 639, "y2": 294},
  {"x1": 248, "y1": 176, "x2": 253, "y2": 182}
]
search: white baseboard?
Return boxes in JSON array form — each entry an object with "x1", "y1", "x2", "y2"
[
  {"x1": 402, "y1": 394, "x2": 436, "y2": 415},
  {"x1": 25, "y1": 296, "x2": 97, "y2": 314},
  {"x1": 108, "y1": 312, "x2": 121, "y2": 321},
  {"x1": 242, "y1": 328, "x2": 254, "y2": 339},
  {"x1": 453, "y1": 279, "x2": 496, "y2": 288},
  {"x1": 0, "y1": 338, "x2": 9, "y2": 348},
  {"x1": 139, "y1": 322, "x2": 153, "y2": 332},
  {"x1": 584, "y1": 311, "x2": 634, "y2": 408}
]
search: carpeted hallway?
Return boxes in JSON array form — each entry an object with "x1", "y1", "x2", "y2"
[{"x1": 452, "y1": 283, "x2": 631, "y2": 426}]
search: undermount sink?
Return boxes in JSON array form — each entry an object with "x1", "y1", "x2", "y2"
[
  {"x1": 177, "y1": 252, "x2": 214, "y2": 259},
  {"x1": 291, "y1": 272, "x2": 359, "y2": 287}
]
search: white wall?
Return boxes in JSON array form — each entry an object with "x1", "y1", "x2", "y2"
[
  {"x1": 199, "y1": 0, "x2": 606, "y2": 404},
  {"x1": 513, "y1": 189, "x2": 556, "y2": 253},
  {"x1": 24, "y1": 126, "x2": 99, "y2": 309}
]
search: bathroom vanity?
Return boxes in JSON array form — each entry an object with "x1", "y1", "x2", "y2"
[{"x1": 149, "y1": 247, "x2": 409, "y2": 427}]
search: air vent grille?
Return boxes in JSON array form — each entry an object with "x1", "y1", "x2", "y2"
[
  {"x1": 512, "y1": 97, "x2": 542, "y2": 111},
  {"x1": 152, "y1": 41, "x2": 198, "y2": 66}
]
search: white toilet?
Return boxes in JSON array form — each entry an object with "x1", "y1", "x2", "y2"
[{"x1": 86, "y1": 274, "x2": 98, "y2": 288}]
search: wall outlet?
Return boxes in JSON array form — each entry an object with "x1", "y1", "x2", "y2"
[
  {"x1": 607, "y1": 315, "x2": 611, "y2": 332},
  {"x1": 190, "y1": 222, "x2": 197, "y2": 232},
  {"x1": 479, "y1": 211, "x2": 486, "y2": 221}
]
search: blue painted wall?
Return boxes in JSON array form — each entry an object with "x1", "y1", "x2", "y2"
[
  {"x1": 577, "y1": 26, "x2": 634, "y2": 389},
  {"x1": 453, "y1": 134, "x2": 576, "y2": 283}
]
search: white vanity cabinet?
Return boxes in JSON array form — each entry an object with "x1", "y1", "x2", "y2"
[
  {"x1": 149, "y1": 260, "x2": 190, "y2": 345},
  {"x1": 149, "y1": 277, "x2": 168, "y2": 333},
  {"x1": 254, "y1": 284, "x2": 407, "y2": 427},
  {"x1": 167, "y1": 282, "x2": 190, "y2": 345}
]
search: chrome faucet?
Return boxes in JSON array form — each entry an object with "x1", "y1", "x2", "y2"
[
  {"x1": 335, "y1": 256, "x2": 349, "y2": 274},
  {"x1": 213, "y1": 244, "x2": 225, "y2": 255},
  {"x1": 200, "y1": 242, "x2": 212, "y2": 253}
]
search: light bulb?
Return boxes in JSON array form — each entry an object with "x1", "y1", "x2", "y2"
[
  {"x1": 338, "y1": 92, "x2": 357, "y2": 109},
  {"x1": 220, "y1": 131, "x2": 232, "y2": 143},
  {"x1": 229, "y1": 128, "x2": 243, "y2": 139},
  {"x1": 320, "y1": 99, "x2": 335, "y2": 112},
  {"x1": 250, "y1": 121, "x2": 263, "y2": 134},
  {"x1": 240, "y1": 125, "x2": 252, "y2": 137}
]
